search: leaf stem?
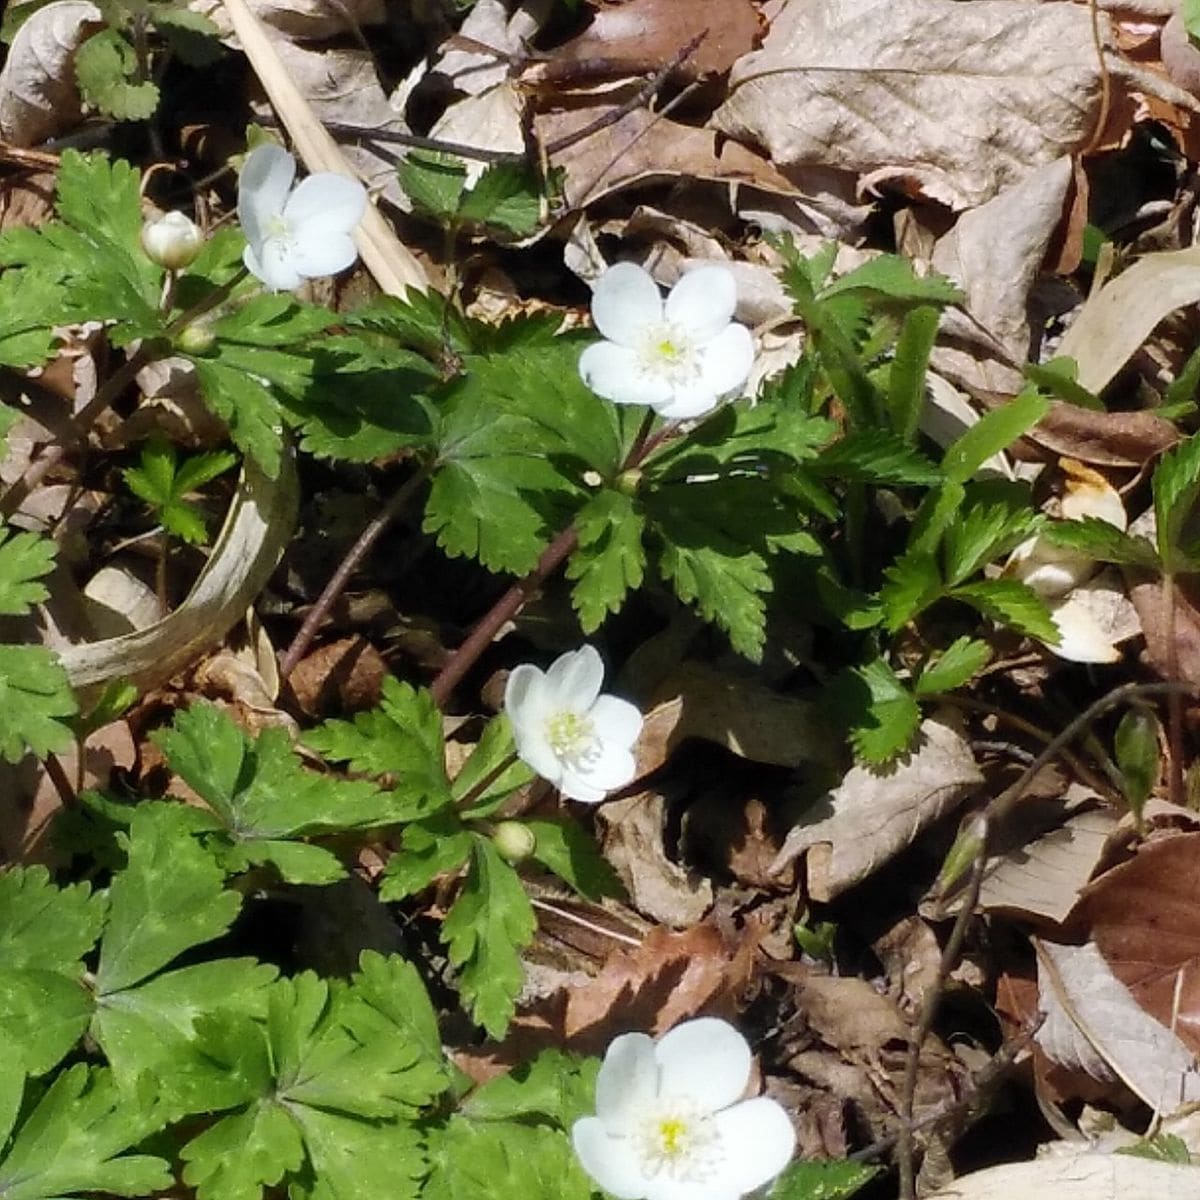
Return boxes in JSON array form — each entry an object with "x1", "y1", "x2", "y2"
[
  {"x1": 456, "y1": 750, "x2": 519, "y2": 811},
  {"x1": 279, "y1": 459, "x2": 433, "y2": 680},
  {"x1": 0, "y1": 266, "x2": 250, "y2": 520},
  {"x1": 1165, "y1": 570, "x2": 1185, "y2": 806}
]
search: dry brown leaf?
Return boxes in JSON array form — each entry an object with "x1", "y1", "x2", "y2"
[
  {"x1": 713, "y1": 0, "x2": 1109, "y2": 210},
  {"x1": 1026, "y1": 401, "x2": 1178, "y2": 468},
  {"x1": 771, "y1": 718, "x2": 983, "y2": 901},
  {"x1": 0, "y1": 1, "x2": 100, "y2": 146},
  {"x1": 543, "y1": 0, "x2": 762, "y2": 81},
  {"x1": 1129, "y1": 573, "x2": 1200, "y2": 686},
  {"x1": 931, "y1": 157, "x2": 1073, "y2": 395},
  {"x1": 192, "y1": 0, "x2": 384, "y2": 40},
  {"x1": 927, "y1": 1149, "x2": 1200, "y2": 1199},
  {"x1": 1036, "y1": 939, "x2": 1200, "y2": 1111},
  {"x1": 1076, "y1": 832, "x2": 1200, "y2": 1055},
  {"x1": 286, "y1": 636, "x2": 388, "y2": 717}
]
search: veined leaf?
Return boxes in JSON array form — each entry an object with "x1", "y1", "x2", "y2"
[
  {"x1": 941, "y1": 386, "x2": 1049, "y2": 484},
  {"x1": 950, "y1": 579, "x2": 1059, "y2": 643},
  {"x1": 914, "y1": 637, "x2": 992, "y2": 697}
]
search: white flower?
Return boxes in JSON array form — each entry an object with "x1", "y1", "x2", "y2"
[
  {"x1": 141, "y1": 211, "x2": 204, "y2": 270},
  {"x1": 579, "y1": 263, "x2": 755, "y2": 420},
  {"x1": 504, "y1": 645, "x2": 642, "y2": 804},
  {"x1": 237, "y1": 144, "x2": 367, "y2": 292},
  {"x1": 1004, "y1": 460, "x2": 1130, "y2": 663},
  {"x1": 572, "y1": 1018, "x2": 796, "y2": 1200}
]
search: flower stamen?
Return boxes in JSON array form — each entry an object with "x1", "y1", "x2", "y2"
[
  {"x1": 635, "y1": 1098, "x2": 724, "y2": 1182},
  {"x1": 545, "y1": 709, "x2": 600, "y2": 768}
]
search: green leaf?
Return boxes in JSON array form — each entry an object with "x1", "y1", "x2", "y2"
[
  {"x1": 75, "y1": 29, "x2": 159, "y2": 120},
  {"x1": 941, "y1": 386, "x2": 1050, "y2": 484},
  {"x1": 424, "y1": 1115, "x2": 593, "y2": 1200},
  {"x1": 378, "y1": 811, "x2": 474, "y2": 902},
  {"x1": 817, "y1": 255, "x2": 963, "y2": 306},
  {"x1": 460, "y1": 1049, "x2": 600, "y2": 1127},
  {"x1": 941, "y1": 492, "x2": 1040, "y2": 586},
  {"x1": 878, "y1": 550, "x2": 942, "y2": 632},
  {"x1": 450, "y1": 715, "x2": 533, "y2": 816},
  {"x1": 0, "y1": 867, "x2": 105, "y2": 972},
  {"x1": 442, "y1": 837, "x2": 536, "y2": 1037},
  {"x1": 770, "y1": 1158, "x2": 881, "y2": 1200},
  {"x1": 0, "y1": 645, "x2": 77, "y2": 762},
  {"x1": 0, "y1": 1066, "x2": 171, "y2": 1200},
  {"x1": 0, "y1": 526, "x2": 55, "y2": 615},
  {"x1": 950, "y1": 578, "x2": 1059, "y2": 643},
  {"x1": 351, "y1": 950, "x2": 448, "y2": 1081},
  {"x1": 0, "y1": 969, "x2": 94, "y2": 1076},
  {"x1": 526, "y1": 816, "x2": 624, "y2": 901},
  {"x1": 156, "y1": 703, "x2": 404, "y2": 881},
  {"x1": 0, "y1": 269, "x2": 62, "y2": 368},
  {"x1": 888, "y1": 305, "x2": 939, "y2": 441},
  {"x1": 1117, "y1": 1132, "x2": 1193, "y2": 1164},
  {"x1": 839, "y1": 658, "x2": 921, "y2": 764},
  {"x1": 1024, "y1": 357, "x2": 1103, "y2": 411},
  {"x1": 567, "y1": 490, "x2": 647, "y2": 631},
  {"x1": 458, "y1": 162, "x2": 544, "y2": 236},
  {"x1": 809, "y1": 428, "x2": 941, "y2": 486},
  {"x1": 1186, "y1": 0, "x2": 1200, "y2": 42},
  {"x1": 153, "y1": 6, "x2": 222, "y2": 66},
  {"x1": 1154, "y1": 432, "x2": 1200, "y2": 572},
  {"x1": 124, "y1": 439, "x2": 237, "y2": 545},
  {"x1": 1039, "y1": 517, "x2": 1159, "y2": 568},
  {"x1": 1115, "y1": 706, "x2": 1160, "y2": 819},
  {"x1": 95, "y1": 804, "x2": 242, "y2": 995},
  {"x1": 398, "y1": 152, "x2": 468, "y2": 221},
  {"x1": 305, "y1": 678, "x2": 453, "y2": 819},
  {"x1": 914, "y1": 637, "x2": 992, "y2": 697}
]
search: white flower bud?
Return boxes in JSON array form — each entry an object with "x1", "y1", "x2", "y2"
[
  {"x1": 141, "y1": 211, "x2": 204, "y2": 270},
  {"x1": 491, "y1": 820, "x2": 537, "y2": 864}
]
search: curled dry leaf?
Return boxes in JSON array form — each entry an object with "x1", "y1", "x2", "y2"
[
  {"x1": 432, "y1": 0, "x2": 538, "y2": 96},
  {"x1": 1074, "y1": 832, "x2": 1200, "y2": 1055},
  {"x1": 771, "y1": 718, "x2": 982, "y2": 901},
  {"x1": 0, "y1": 1, "x2": 101, "y2": 146},
  {"x1": 192, "y1": 0, "x2": 384, "y2": 42},
  {"x1": 1129, "y1": 573, "x2": 1200, "y2": 689},
  {"x1": 713, "y1": 0, "x2": 1110, "y2": 210},
  {"x1": 926, "y1": 1149, "x2": 1200, "y2": 1200},
  {"x1": 1029, "y1": 401, "x2": 1178, "y2": 468},
  {"x1": 1036, "y1": 939, "x2": 1200, "y2": 1111}
]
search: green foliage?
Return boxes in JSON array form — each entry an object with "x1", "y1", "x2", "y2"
[
  {"x1": 0, "y1": 646, "x2": 77, "y2": 763},
  {"x1": 0, "y1": 268, "x2": 63, "y2": 369},
  {"x1": 914, "y1": 637, "x2": 991, "y2": 697},
  {"x1": 950, "y1": 579, "x2": 1058, "y2": 643},
  {"x1": 123, "y1": 437, "x2": 238, "y2": 544},
  {"x1": 1117, "y1": 1132, "x2": 1193, "y2": 1164},
  {"x1": 837, "y1": 658, "x2": 921, "y2": 764},
  {"x1": 1153, "y1": 431, "x2": 1200, "y2": 572},
  {"x1": 75, "y1": 28, "x2": 159, "y2": 120},
  {"x1": 940, "y1": 385, "x2": 1049, "y2": 484},
  {"x1": 459, "y1": 1049, "x2": 599, "y2": 1127},
  {"x1": 155, "y1": 702, "x2": 408, "y2": 883},
  {"x1": 1115, "y1": 705, "x2": 1160, "y2": 824},
  {"x1": 0, "y1": 525, "x2": 55, "y2": 615},
  {"x1": 1039, "y1": 516, "x2": 1158, "y2": 568},
  {"x1": 567, "y1": 489, "x2": 647, "y2": 631},
  {"x1": 399, "y1": 153, "x2": 546, "y2": 237},
  {"x1": 526, "y1": 816, "x2": 624, "y2": 901},
  {"x1": 770, "y1": 1158, "x2": 881, "y2": 1199}
]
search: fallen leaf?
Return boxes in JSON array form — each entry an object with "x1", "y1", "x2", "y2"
[
  {"x1": 1026, "y1": 401, "x2": 1179, "y2": 468},
  {"x1": 285, "y1": 635, "x2": 388, "y2": 717},
  {"x1": 1129, "y1": 573, "x2": 1200, "y2": 687},
  {"x1": 1074, "y1": 832, "x2": 1200, "y2": 1055},
  {"x1": 771, "y1": 718, "x2": 983, "y2": 901},
  {"x1": 0, "y1": 1, "x2": 100, "y2": 146},
  {"x1": 192, "y1": 0, "x2": 385, "y2": 42},
  {"x1": 1036, "y1": 939, "x2": 1200, "y2": 1111},
  {"x1": 713, "y1": 0, "x2": 1111, "y2": 210}
]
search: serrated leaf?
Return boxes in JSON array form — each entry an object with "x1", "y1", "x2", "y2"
[
  {"x1": 155, "y1": 703, "x2": 404, "y2": 881},
  {"x1": 0, "y1": 867, "x2": 105, "y2": 972},
  {"x1": 286, "y1": 1107, "x2": 425, "y2": 1200},
  {"x1": 1154, "y1": 432, "x2": 1200, "y2": 572},
  {"x1": 951, "y1": 578, "x2": 1059, "y2": 643},
  {"x1": 1039, "y1": 517, "x2": 1159, "y2": 568},
  {"x1": 839, "y1": 658, "x2": 921, "y2": 764},
  {"x1": 0, "y1": 527, "x2": 55, "y2": 615},
  {"x1": 769, "y1": 1157, "x2": 880, "y2": 1200},
  {"x1": 424, "y1": 1115, "x2": 593, "y2": 1200},
  {"x1": 809, "y1": 428, "x2": 941, "y2": 485},
  {"x1": 398, "y1": 152, "x2": 468, "y2": 220},
  {"x1": 460, "y1": 1048, "x2": 600, "y2": 1127},
  {"x1": 75, "y1": 29, "x2": 159, "y2": 120},
  {"x1": 878, "y1": 550, "x2": 942, "y2": 632},
  {"x1": 153, "y1": 5, "x2": 222, "y2": 66},
  {"x1": 888, "y1": 304, "x2": 939, "y2": 441},
  {"x1": 0, "y1": 269, "x2": 62, "y2": 368},
  {"x1": 567, "y1": 490, "x2": 646, "y2": 631},
  {"x1": 190, "y1": 358, "x2": 284, "y2": 477},
  {"x1": 442, "y1": 837, "x2": 536, "y2": 1037},
  {"x1": 941, "y1": 492, "x2": 1039, "y2": 586},
  {"x1": 817, "y1": 255, "x2": 963, "y2": 306},
  {"x1": 0, "y1": 1066, "x2": 171, "y2": 1200},
  {"x1": 914, "y1": 637, "x2": 992, "y2": 697},
  {"x1": 0, "y1": 969, "x2": 93, "y2": 1076},
  {"x1": 0, "y1": 645, "x2": 77, "y2": 762},
  {"x1": 526, "y1": 817, "x2": 623, "y2": 901},
  {"x1": 941, "y1": 386, "x2": 1049, "y2": 484},
  {"x1": 450, "y1": 715, "x2": 533, "y2": 816},
  {"x1": 378, "y1": 811, "x2": 473, "y2": 902},
  {"x1": 458, "y1": 162, "x2": 543, "y2": 236},
  {"x1": 96, "y1": 804, "x2": 242, "y2": 995}
]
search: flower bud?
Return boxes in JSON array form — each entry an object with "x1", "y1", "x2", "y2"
[
  {"x1": 141, "y1": 211, "x2": 204, "y2": 270},
  {"x1": 176, "y1": 322, "x2": 216, "y2": 355},
  {"x1": 615, "y1": 468, "x2": 643, "y2": 497},
  {"x1": 491, "y1": 820, "x2": 537, "y2": 864}
]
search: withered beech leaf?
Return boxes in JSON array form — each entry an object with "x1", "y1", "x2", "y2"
[
  {"x1": 925, "y1": 1151, "x2": 1200, "y2": 1199},
  {"x1": 713, "y1": 0, "x2": 1110, "y2": 209},
  {"x1": 1075, "y1": 832, "x2": 1200, "y2": 1055}
]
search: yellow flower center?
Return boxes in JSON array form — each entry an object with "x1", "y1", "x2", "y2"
[
  {"x1": 635, "y1": 1099, "x2": 723, "y2": 1182},
  {"x1": 545, "y1": 710, "x2": 598, "y2": 768},
  {"x1": 638, "y1": 323, "x2": 701, "y2": 385}
]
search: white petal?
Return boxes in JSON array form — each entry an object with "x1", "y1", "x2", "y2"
[
  {"x1": 596, "y1": 1033, "x2": 658, "y2": 1131},
  {"x1": 665, "y1": 266, "x2": 737, "y2": 342},
  {"x1": 696, "y1": 324, "x2": 755, "y2": 398},
  {"x1": 655, "y1": 1019, "x2": 751, "y2": 1113},
  {"x1": 572, "y1": 1118, "x2": 648, "y2": 1200},
  {"x1": 1047, "y1": 594, "x2": 1122, "y2": 664},
  {"x1": 564, "y1": 745, "x2": 637, "y2": 800},
  {"x1": 284, "y1": 172, "x2": 368, "y2": 236},
  {"x1": 655, "y1": 385, "x2": 721, "y2": 421},
  {"x1": 589, "y1": 695, "x2": 643, "y2": 751},
  {"x1": 708, "y1": 1098, "x2": 796, "y2": 1195},
  {"x1": 514, "y1": 727, "x2": 565, "y2": 788},
  {"x1": 290, "y1": 232, "x2": 359, "y2": 280},
  {"x1": 558, "y1": 768, "x2": 610, "y2": 804},
  {"x1": 243, "y1": 239, "x2": 302, "y2": 293},
  {"x1": 592, "y1": 262, "x2": 664, "y2": 346},
  {"x1": 580, "y1": 342, "x2": 674, "y2": 409},
  {"x1": 544, "y1": 645, "x2": 605, "y2": 711},
  {"x1": 238, "y1": 144, "x2": 295, "y2": 255},
  {"x1": 504, "y1": 663, "x2": 547, "y2": 725}
]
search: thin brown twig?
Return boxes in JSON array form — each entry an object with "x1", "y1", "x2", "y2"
[
  {"x1": 896, "y1": 680, "x2": 1200, "y2": 1198},
  {"x1": 1081, "y1": 0, "x2": 1113, "y2": 157}
]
